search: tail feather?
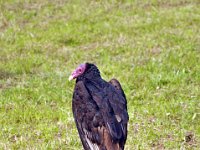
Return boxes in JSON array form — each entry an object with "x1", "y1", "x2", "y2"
[{"x1": 100, "y1": 126, "x2": 122, "y2": 150}]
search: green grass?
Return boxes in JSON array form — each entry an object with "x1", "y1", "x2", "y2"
[{"x1": 0, "y1": 0, "x2": 200, "y2": 149}]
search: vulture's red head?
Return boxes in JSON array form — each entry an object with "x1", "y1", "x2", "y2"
[
  {"x1": 69, "y1": 63, "x2": 87, "y2": 81},
  {"x1": 69, "y1": 63, "x2": 100, "y2": 81}
]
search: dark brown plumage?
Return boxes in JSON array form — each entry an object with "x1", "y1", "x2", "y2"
[{"x1": 69, "y1": 63, "x2": 129, "y2": 150}]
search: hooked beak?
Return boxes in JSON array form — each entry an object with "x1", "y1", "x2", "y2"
[{"x1": 68, "y1": 75, "x2": 74, "y2": 81}]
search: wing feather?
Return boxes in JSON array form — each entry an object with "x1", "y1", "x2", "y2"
[
  {"x1": 109, "y1": 78, "x2": 128, "y2": 147},
  {"x1": 85, "y1": 79, "x2": 128, "y2": 144}
]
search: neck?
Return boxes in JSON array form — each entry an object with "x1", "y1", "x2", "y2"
[{"x1": 77, "y1": 65, "x2": 101, "y2": 82}]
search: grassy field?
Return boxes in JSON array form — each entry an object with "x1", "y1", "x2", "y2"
[{"x1": 0, "y1": 0, "x2": 200, "y2": 149}]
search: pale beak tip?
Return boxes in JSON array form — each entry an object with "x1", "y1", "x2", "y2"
[{"x1": 68, "y1": 75, "x2": 74, "y2": 81}]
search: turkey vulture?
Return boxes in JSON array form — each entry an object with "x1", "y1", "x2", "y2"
[{"x1": 69, "y1": 63, "x2": 129, "y2": 150}]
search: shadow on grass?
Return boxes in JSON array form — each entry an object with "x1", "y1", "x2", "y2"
[
  {"x1": 0, "y1": 70, "x2": 17, "y2": 90},
  {"x1": 0, "y1": 70, "x2": 15, "y2": 80}
]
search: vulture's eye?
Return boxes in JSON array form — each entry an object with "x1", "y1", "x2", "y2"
[{"x1": 78, "y1": 69, "x2": 82, "y2": 73}]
